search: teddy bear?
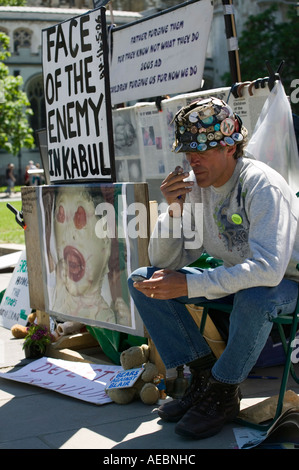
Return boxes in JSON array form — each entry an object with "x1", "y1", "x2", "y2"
[
  {"x1": 11, "y1": 312, "x2": 37, "y2": 339},
  {"x1": 11, "y1": 314, "x2": 84, "y2": 341},
  {"x1": 106, "y1": 344, "x2": 166, "y2": 405}
]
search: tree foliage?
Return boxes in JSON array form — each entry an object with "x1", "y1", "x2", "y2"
[
  {"x1": 223, "y1": 5, "x2": 299, "y2": 112},
  {"x1": 0, "y1": 32, "x2": 35, "y2": 155},
  {"x1": 0, "y1": 0, "x2": 26, "y2": 6}
]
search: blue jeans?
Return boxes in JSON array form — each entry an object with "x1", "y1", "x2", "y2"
[
  {"x1": 6, "y1": 179, "x2": 14, "y2": 195},
  {"x1": 128, "y1": 266, "x2": 299, "y2": 384}
]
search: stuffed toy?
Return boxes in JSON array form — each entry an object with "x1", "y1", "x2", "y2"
[
  {"x1": 11, "y1": 315, "x2": 83, "y2": 341},
  {"x1": 11, "y1": 312, "x2": 37, "y2": 339},
  {"x1": 106, "y1": 344, "x2": 166, "y2": 405}
]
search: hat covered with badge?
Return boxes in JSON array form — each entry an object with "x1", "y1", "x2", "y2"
[{"x1": 172, "y1": 97, "x2": 248, "y2": 153}]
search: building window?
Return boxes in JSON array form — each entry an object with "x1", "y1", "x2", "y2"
[
  {"x1": 13, "y1": 28, "x2": 32, "y2": 53},
  {"x1": 26, "y1": 75, "x2": 46, "y2": 142}
]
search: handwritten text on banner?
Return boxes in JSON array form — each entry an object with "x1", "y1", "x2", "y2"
[
  {"x1": 42, "y1": 8, "x2": 114, "y2": 183},
  {"x1": 109, "y1": 0, "x2": 213, "y2": 105},
  {"x1": 0, "y1": 357, "x2": 123, "y2": 405}
]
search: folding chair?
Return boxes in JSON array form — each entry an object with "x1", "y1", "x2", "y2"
[{"x1": 196, "y1": 293, "x2": 299, "y2": 431}]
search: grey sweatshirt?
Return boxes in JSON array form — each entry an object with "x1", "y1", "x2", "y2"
[{"x1": 149, "y1": 157, "x2": 299, "y2": 299}]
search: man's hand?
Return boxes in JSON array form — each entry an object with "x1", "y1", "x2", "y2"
[
  {"x1": 160, "y1": 166, "x2": 193, "y2": 217},
  {"x1": 133, "y1": 269, "x2": 188, "y2": 299}
]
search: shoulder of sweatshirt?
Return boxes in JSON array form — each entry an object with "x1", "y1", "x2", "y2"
[
  {"x1": 186, "y1": 157, "x2": 299, "y2": 210},
  {"x1": 240, "y1": 157, "x2": 292, "y2": 193},
  {"x1": 240, "y1": 157, "x2": 299, "y2": 218}
]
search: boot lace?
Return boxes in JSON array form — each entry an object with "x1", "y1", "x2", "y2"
[
  {"x1": 179, "y1": 371, "x2": 210, "y2": 408},
  {"x1": 195, "y1": 382, "x2": 239, "y2": 417}
]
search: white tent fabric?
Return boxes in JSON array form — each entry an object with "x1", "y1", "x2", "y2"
[{"x1": 245, "y1": 81, "x2": 299, "y2": 193}]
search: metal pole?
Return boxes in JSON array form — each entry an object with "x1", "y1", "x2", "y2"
[{"x1": 222, "y1": 0, "x2": 241, "y2": 83}]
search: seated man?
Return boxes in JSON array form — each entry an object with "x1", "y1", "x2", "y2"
[{"x1": 128, "y1": 97, "x2": 299, "y2": 440}]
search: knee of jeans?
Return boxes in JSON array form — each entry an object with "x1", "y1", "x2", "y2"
[
  {"x1": 234, "y1": 287, "x2": 273, "y2": 318},
  {"x1": 234, "y1": 286, "x2": 297, "y2": 322},
  {"x1": 240, "y1": 285, "x2": 280, "y2": 304}
]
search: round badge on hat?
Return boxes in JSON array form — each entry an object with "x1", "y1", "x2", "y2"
[
  {"x1": 202, "y1": 116, "x2": 214, "y2": 126},
  {"x1": 214, "y1": 131, "x2": 223, "y2": 140},
  {"x1": 197, "y1": 143, "x2": 207, "y2": 151},
  {"x1": 224, "y1": 136, "x2": 235, "y2": 146},
  {"x1": 224, "y1": 105, "x2": 234, "y2": 117},
  {"x1": 234, "y1": 119, "x2": 240, "y2": 132},
  {"x1": 232, "y1": 132, "x2": 243, "y2": 142},
  {"x1": 212, "y1": 97, "x2": 224, "y2": 107},
  {"x1": 174, "y1": 143, "x2": 183, "y2": 153},
  {"x1": 189, "y1": 112, "x2": 199, "y2": 123},
  {"x1": 197, "y1": 134, "x2": 207, "y2": 143},
  {"x1": 220, "y1": 118, "x2": 235, "y2": 136},
  {"x1": 196, "y1": 98, "x2": 212, "y2": 106},
  {"x1": 216, "y1": 107, "x2": 230, "y2": 121}
]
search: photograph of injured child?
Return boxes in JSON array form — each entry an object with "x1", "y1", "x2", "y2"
[{"x1": 40, "y1": 184, "x2": 137, "y2": 330}]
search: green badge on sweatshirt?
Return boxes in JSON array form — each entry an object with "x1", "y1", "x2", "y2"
[{"x1": 231, "y1": 213, "x2": 242, "y2": 225}]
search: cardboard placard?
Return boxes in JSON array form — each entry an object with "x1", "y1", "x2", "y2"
[
  {"x1": 0, "y1": 251, "x2": 32, "y2": 329},
  {"x1": 0, "y1": 357, "x2": 123, "y2": 405},
  {"x1": 42, "y1": 7, "x2": 115, "y2": 183},
  {"x1": 106, "y1": 367, "x2": 143, "y2": 389},
  {"x1": 109, "y1": 0, "x2": 213, "y2": 105}
]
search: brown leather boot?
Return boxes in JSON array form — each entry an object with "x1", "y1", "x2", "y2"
[
  {"x1": 175, "y1": 378, "x2": 240, "y2": 439},
  {"x1": 158, "y1": 370, "x2": 211, "y2": 422}
]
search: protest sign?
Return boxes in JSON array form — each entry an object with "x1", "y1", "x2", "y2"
[
  {"x1": 0, "y1": 357, "x2": 123, "y2": 405},
  {"x1": 109, "y1": 0, "x2": 213, "y2": 105},
  {"x1": 0, "y1": 251, "x2": 32, "y2": 330},
  {"x1": 106, "y1": 367, "x2": 143, "y2": 389},
  {"x1": 42, "y1": 8, "x2": 115, "y2": 183}
]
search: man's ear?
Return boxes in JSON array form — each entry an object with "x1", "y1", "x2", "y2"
[{"x1": 226, "y1": 144, "x2": 237, "y2": 158}]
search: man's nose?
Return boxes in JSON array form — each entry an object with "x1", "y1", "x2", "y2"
[{"x1": 188, "y1": 153, "x2": 202, "y2": 166}]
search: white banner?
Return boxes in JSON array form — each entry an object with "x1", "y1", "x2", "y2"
[
  {"x1": 109, "y1": 0, "x2": 213, "y2": 105},
  {"x1": 0, "y1": 357, "x2": 123, "y2": 405},
  {"x1": 42, "y1": 8, "x2": 115, "y2": 183},
  {"x1": 0, "y1": 251, "x2": 31, "y2": 330}
]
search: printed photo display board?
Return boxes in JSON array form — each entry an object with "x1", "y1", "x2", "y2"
[
  {"x1": 42, "y1": 7, "x2": 115, "y2": 183},
  {"x1": 29, "y1": 183, "x2": 149, "y2": 336}
]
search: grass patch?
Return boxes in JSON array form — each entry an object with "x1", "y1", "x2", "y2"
[
  {"x1": 0, "y1": 185, "x2": 22, "y2": 193},
  {"x1": 0, "y1": 200, "x2": 25, "y2": 245}
]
